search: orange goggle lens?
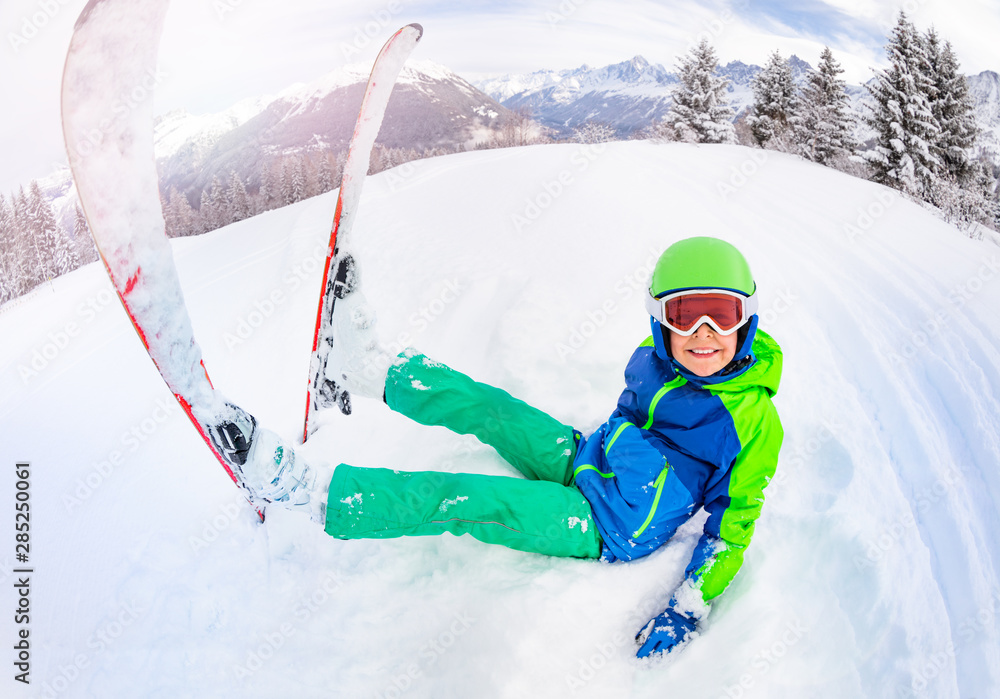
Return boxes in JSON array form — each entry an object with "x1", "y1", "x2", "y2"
[{"x1": 664, "y1": 292, "x2": 745, "y2": 333}]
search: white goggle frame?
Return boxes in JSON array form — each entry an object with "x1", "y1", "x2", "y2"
[{"x1": 644, "y1": 288, "x2": 758, "y2": 337}]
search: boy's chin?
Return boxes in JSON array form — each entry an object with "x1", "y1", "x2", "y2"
[{"x1": 675, "y1": 353, "x2": 729, "y2": 377}]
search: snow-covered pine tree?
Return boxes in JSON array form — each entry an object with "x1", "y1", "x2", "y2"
[
  {"x1": 178, "y1": 190, "x2": 197, "y2": 237},
  {"x1": 863, "y1": 11, "x2": 940, "y2": 196},
  {"x1": 279, "y1": 156, "x2": 305, "y2": 206},
  {"x1": 227, "y1": 171, "x2": 253, "y2": 223},
  {"x1": 27, "y1": 181, "x2": 60, "y2": 282},
  {"x1": 0, "y1": 194, "x2": 16, "y2": 303},
  {"x1": 52, "y1": 221, "x2": 81, "y2": 278},
  {"x1": 72, "y1": 201, "x2": 98, "y2": 263},
  {"x1": 664, "y1": 39, "x2": 735, "y2": 144},
  {"x1": 794, "y1": 47, "x2": 857, "y2": 165},
  {"x1": 924, "y1": 31, "x2": 979, "y2": 186},
  {"x1": 747, "y1": 50, "x2": 798, "y2": 149},
  {"x1": 259, "y1": 159, "x2": 282, "y2": 212},
  {"x1": 210, "y1": 175, "x2": 228, "y2": 228},
  {"x1": 290, "y1": 156, "x2": 306, "y2": 203},
  {"x1": 162, "y1": 188, "x2": 195, "y2": 237},
  {"x1": 304, "y1": 156, "x2": 322, "y2": 198},
  {"x1": 196, "y1": 189, "x2": 214, "y2": 235},
  {"x1": 197, "y1": 175, "x2": 228, "y2": 232},
  {"x1": 162, "y1": 189, "x2": 178, "y2": 237},
  {"x1": 27, "y1": 181, "x2": 79, "y2": 281},
  {"x1": 11, "y1": 188, "x2": 34, "y2": 293},
  {"x1": 930, "y1": 160, "x2": 998, "y2": 233},
  {"x1": 317, "y1": 153, "x2": 336, "y2": 195}
]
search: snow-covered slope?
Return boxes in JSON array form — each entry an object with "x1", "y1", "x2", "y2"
[{"x1": 2, "y1": 142, "x2": 999, "y2": 698}]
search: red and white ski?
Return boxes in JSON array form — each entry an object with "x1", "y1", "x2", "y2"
[
  {"x1": 303, "y1": 23, "x2": 423, "y2": 442},
  {"x1": 61, "y1": 0, "x2": 270, "y2": 517}
]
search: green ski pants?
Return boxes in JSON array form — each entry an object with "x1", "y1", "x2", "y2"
[{"x1": 323, "y1": 351, "x2": 604, "y2": 559}]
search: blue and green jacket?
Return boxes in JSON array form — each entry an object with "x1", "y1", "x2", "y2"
[{"x1": 572, "y1": 330, "x2": 783, "y2": 603}]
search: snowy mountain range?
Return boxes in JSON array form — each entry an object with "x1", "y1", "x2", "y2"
[
  {"x1": 472, "y1": 55, "x2": 1000, "y2": 155},
  {"x1": 39, "y1": 59, "x2": 509, "y2": 224},
  {"x1": 36, "y1": 54, "x2": 1000, "y2": 229},
  {"x1": 474, "y1": 54, "x2": 812, "y2": 136},
  {"x1": 153, "y1": 59, "x2": 508, "y2": 202}
]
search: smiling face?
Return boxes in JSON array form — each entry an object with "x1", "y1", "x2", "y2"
[{"x1": 668, "y1": 323, "x2": 738, "y2": 377}]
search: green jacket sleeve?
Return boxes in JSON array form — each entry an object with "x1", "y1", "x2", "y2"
[{"x1": 688, "y1": 392, "x2": 783, "y2": 603}]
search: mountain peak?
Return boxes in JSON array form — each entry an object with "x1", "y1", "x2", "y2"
[{"x1": 631, "y1": 55, "x2": 649, "y2": 70}]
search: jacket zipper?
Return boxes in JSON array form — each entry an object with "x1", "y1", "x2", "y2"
[
  {"x1": 633, "y1": 463, "x2": 669, "y2": 539},
  {"x1": 643, "y1": 376, "x2": 685, "y2": 429}
]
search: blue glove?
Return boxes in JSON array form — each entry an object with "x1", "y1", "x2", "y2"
[{"x1": 635, "y1": 604, "x2": 698, "y2": 658}]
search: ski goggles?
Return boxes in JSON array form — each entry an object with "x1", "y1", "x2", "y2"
[{"x1": 644, "y1": 288, "x2": 758, "y2": 336}]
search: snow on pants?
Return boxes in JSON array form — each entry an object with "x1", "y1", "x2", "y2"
[{"x1": 324, "y1": 352, "x2": 604, "y2": 559}]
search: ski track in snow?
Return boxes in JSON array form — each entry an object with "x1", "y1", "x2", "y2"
[{"x1": 1, "y1": 142, "x2": 999, "y2": 698}]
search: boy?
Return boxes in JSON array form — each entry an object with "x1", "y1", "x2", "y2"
[{"x1": 236, "y1": 236, "x2": 783, "y2": 659}]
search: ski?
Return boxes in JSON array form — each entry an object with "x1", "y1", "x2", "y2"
[
  {"x1": 61, "y1": 0, "x2": 271, "y2": 518},
  {"x1": 303, "y1": 23, "x2": 423, "y2": 442}
]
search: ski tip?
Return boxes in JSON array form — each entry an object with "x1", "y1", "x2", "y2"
[{"x1": 406, "y1": 23, "x2": 424, "y2": 41}]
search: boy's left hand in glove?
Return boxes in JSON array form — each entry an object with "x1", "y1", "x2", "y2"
[{"x1": 635, "y1": 603, "x2": 698, "y2": 658}]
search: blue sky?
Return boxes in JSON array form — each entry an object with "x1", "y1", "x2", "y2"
[
  {"x1": 1, "y1": 0, "x2": 998, "y2": 194},
  {"x1": 734, "y1": 0, "x2": 887, "y2": 49}
]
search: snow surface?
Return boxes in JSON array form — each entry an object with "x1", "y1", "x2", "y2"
[{"x1": 2, "y1": 142, "x2": 1000, "y2": 698}]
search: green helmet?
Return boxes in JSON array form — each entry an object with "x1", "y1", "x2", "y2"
[{"x1": 649, "y1": 236, "x2": 755, "y2": 297}]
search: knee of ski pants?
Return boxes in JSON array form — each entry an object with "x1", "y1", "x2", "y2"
[{"x1": 384, "y1": 350, "x2": 581, "y2": 486}]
